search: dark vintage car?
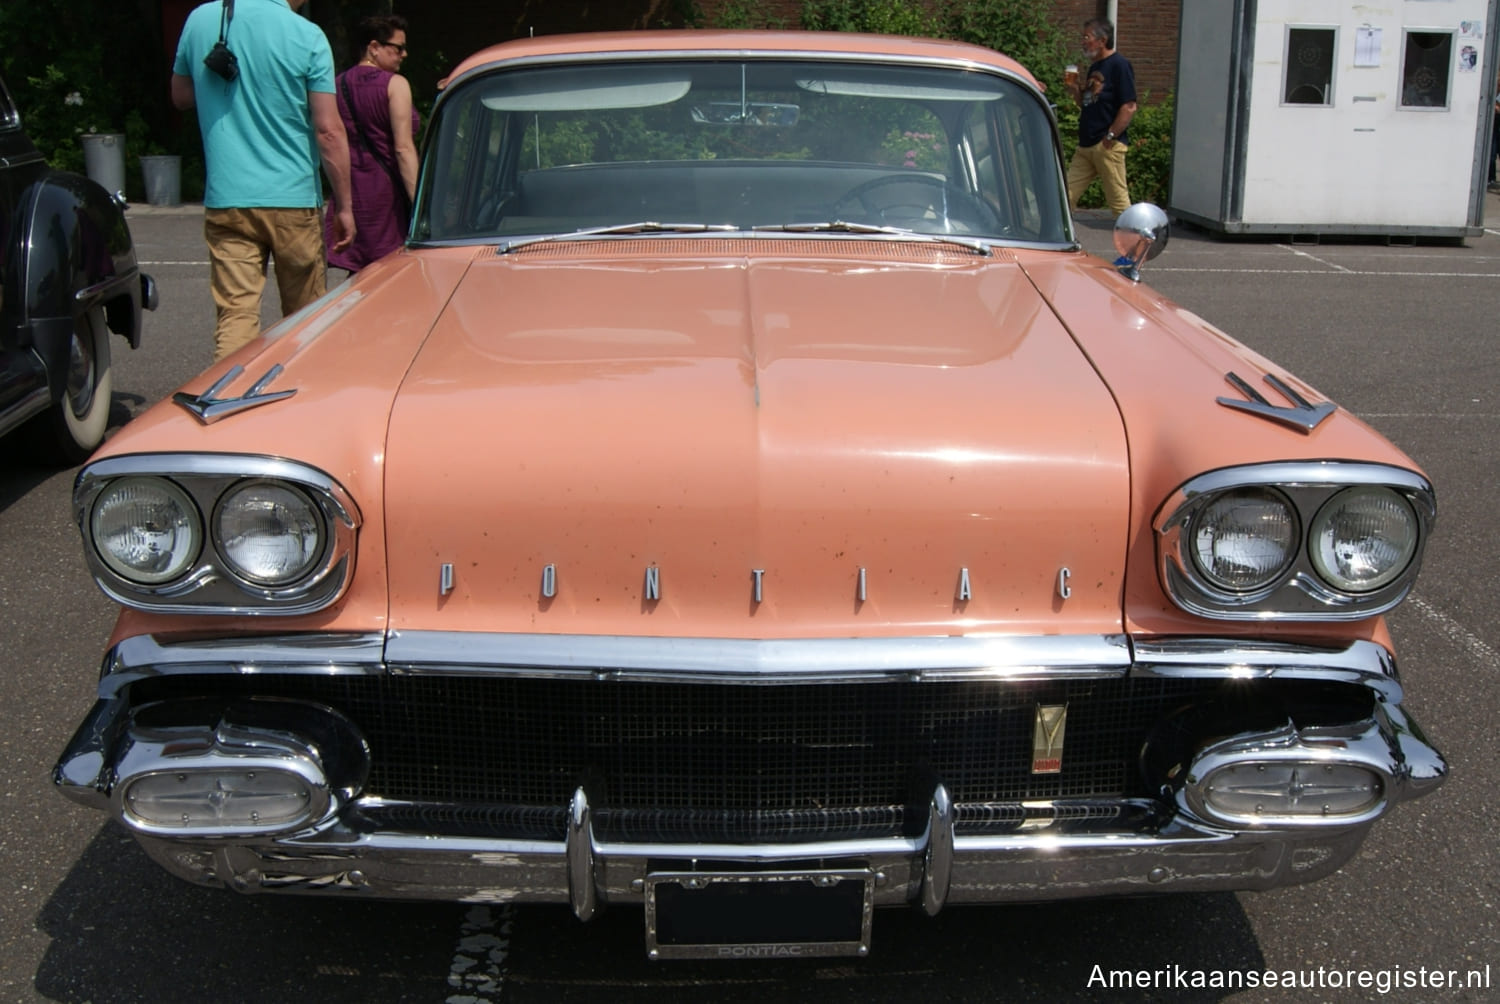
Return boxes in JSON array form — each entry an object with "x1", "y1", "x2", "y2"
[
  {"x1": 0, "y1": 75, "x2": 155, "y2": 463},
  {"x1": 55, "y1": 32, "x2": 1443, "y2": 960}
]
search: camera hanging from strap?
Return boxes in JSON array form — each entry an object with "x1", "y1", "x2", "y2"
[{"x1": 204, "y1": 0, "x2": 240, "y2": 82}]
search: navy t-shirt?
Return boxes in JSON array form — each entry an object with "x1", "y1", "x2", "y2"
[{"x1": 1078, "y1": 51, "x2": 1137, "y2": 147}]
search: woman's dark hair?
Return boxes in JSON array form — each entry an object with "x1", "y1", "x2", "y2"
[{"x1": 356, "y1": 14, "x2": 409, "y2": 53}]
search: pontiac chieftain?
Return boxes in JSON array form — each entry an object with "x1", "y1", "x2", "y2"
[{"x1": 55, "y1": 31, "x2": 1446, "y2": 959}]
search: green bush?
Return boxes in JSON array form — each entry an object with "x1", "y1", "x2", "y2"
[
  {"x1": 1062, "y1": 91, "x2": 1174, "y2": 209},
  {"x1": 802, "y1": 0, "x2": 940, "y2": 36},
  {"x1": 0, "y1": 0, "x2": 203, "y2": 201},
  {"x1": 713, "y1": 0, "x2": 1176, "y2": 210}
]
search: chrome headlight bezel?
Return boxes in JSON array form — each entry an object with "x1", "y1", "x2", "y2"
[
  {"x1": 1155, "y1": 462, "x2": 1433, "y2": 620},
  {"x1": 75, "y1": 454, "x2": 360, "y2": 615}
]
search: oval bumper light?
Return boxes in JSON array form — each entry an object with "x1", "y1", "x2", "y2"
[
  {"x1": 213, "y1": 481, "x2": 324, "y2": 585},
  {"x1": 1201, "y1": 762, "x2": 1383, "y2": 824},
  {"x1": 90, "y1": 477, "x2": 202, "y2": 584},
  {"x1": 1309, "y1": 487, "x2": 1419, "y2": 592},
  {"x1": 122, "y1": 768, "x2": 317, "y2": 832}
]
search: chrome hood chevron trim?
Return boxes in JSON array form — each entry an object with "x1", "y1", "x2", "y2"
[
  {"x1": 1216, "y1": 371, "x2": 1336, "y2": 433},
  {"x1": 172, "y1": 364, "x2": 296, "y2": 424}
]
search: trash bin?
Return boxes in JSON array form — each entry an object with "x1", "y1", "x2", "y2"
[
  {"x1": 80, "y1": 132, "x2": 126, "y2": 196},
  {"x1": 139, "y1": 155, "x2": 182, "y2": 206}
]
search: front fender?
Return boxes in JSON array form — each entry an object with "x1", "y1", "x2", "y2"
[{"x1": 18, "y1": 170, "x2": 146, "y2": 391}]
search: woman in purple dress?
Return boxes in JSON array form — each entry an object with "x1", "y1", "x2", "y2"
[{"x1": 325, "y1": 15, "x2": 419, "y2": 271}]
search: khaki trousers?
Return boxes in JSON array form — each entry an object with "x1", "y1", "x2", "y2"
[
  {"x1": 1066, "y1": 141, "x2": 1131, "y2": 216},
  {"x1": 205, "y1": 207, "x2": 327, "y2": 360}
]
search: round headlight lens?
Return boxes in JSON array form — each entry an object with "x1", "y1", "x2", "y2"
[
  {"x1": 90, "y1": 477, "x2": 202, "y2": 585},
  {"x1": 214, "y1": 481, "x2": 323, "y2": 585},
  {"x1": 1310, "y1": 487, "x2": 1419, "y2": 593},
  {"x1": 1190, "y1": 488, "x2": 1298, "y2": 592}
]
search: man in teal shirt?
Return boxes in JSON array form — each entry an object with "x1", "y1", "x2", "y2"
[{"x1": 172, "y1": 0, "x2": 354, "y2": 360}]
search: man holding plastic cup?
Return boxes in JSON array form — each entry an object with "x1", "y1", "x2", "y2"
[{"x1": 1063, "y1": 17, "x2": 1137, "y2": 216}]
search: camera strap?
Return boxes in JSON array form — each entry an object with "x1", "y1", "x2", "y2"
[
  {"x1": 340, "y1": 71, "x2": 412, "y2": 222},
  {"x1": 218, "y1": 0, "x2": 235, "y2": 44}
]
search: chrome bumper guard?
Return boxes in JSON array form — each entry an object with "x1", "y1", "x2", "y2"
[{"x1": 55, "y1": 633, "x2": 1447, "y2": 920}]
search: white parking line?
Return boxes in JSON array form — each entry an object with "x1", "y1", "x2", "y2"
[
  {"x1": 1275, "y1": 244, "x2": 1352, "y2": 272},
  {"x1": 1154, "y1": 266, "x2": 1500, "y2": 277},
  {"x1": 1409, "y1": 596, "x2": 1500, "y2": 671},
  {"x1": 446, "y1": 905, "x2": 512, "y2": 1003}
]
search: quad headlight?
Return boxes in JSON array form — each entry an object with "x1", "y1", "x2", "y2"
[
  {"x1": 214, "y1": 481, "x2": 324, "y2": 585},
  {"x1": 1190, "y1": 488, "x2": 1297, "y2": 592},
  {"x1": 1308, "y1": 487, "x2": 1420, "y2": 593},
  {"x1": 75, "y1": 455, "x2": 359, "y2": 614},
  {"x1": 90, "y1": 477, "x2": 203, "y2": 585},
  {"x1": 1157, "y1": 463, "x2": 1433, "y2": 619}
]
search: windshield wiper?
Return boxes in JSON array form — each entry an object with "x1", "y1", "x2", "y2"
[
  {"x1": 752, "y1": 221, "x2": 991, "y2": 256},
  {"x1": 497, "y1": 222, "x2": 739, "y2": 254}
]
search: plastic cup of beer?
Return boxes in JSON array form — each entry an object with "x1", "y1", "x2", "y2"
[{"x1": 1065, "y1": 64, "x2": 1079, "y2": 85}]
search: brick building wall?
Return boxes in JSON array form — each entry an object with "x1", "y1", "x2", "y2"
[{"x1": 404, "y1": 1, "x2": 1180, "y2": 101}]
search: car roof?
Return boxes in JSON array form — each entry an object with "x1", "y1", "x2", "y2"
[{"x1": 440, "y1": 29, "x2": 1040, "y2": 90}]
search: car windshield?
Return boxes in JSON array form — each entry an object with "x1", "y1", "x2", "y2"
[{"x1": 415, "y1": 57, "x2": 1070, "y2": 246}]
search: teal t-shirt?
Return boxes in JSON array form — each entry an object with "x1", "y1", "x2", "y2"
[{"x1": 173, "y1": 0, "x2": 335, "y2": 209}]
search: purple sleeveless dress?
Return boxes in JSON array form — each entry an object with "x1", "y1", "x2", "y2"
[{"x1": 325, "y1": 65, "x2": 420, "y2": 271}]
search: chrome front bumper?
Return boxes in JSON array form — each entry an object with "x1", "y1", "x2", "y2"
[{"x1": 56, "y1": 632, "x2": 1446, "y2": 923}]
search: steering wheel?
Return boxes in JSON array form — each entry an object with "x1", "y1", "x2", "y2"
[{"x1": 831, "y1": 173, "x2": 990, "y2": 232}]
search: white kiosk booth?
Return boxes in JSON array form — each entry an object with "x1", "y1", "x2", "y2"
[{"x1": 1170, "y1": 0, "x2": 1497, "y2": 238}]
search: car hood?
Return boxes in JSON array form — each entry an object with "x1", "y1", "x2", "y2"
[{"x1": 383, "y1": 242, "x2": 1130, "y2": 638}]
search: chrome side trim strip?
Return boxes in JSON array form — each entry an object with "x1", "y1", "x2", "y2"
[
  {"x1": 98, "y1": 633, "x2": 387, "y2": 697},
  {"x1": 1131, "y1": 637, "x2": 1402, "y2": 701},
  {"x1": 384, "y1": 632, "x2": 1133, "y2": 683},
  {"x1": 0, "y1": 385, "x2": 50, "y2": 440},
  {"x1": 96, "y1": 632, "x2": 1403, "y2": 697}
]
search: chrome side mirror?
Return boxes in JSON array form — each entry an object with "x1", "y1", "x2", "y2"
[{"x1": 1112, "y1": 203, "x2": 1170, "y2": 281}]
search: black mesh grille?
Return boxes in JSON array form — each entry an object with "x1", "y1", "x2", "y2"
[{"x1": 131, "y1": 674, "x2": 1225, "y2": 842}]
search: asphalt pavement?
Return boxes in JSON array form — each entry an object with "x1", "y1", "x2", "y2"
[{"x1": 2, "y1": 194, "x2": 1498, "y2": 1002}]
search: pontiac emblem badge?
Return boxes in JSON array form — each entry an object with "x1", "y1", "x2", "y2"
[{"x1": 1031, "y1": 704, "x2": 1067, "y2": 774}]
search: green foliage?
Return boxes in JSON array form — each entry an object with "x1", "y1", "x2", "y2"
[
  {"x1": 715, "y1": 0, "x2": 792, "y2": 29},
  {"x1": 0, "y1": 0, "x2": 202, "y2": 201},
  {"x1": 706, "y1": 0, "x2": 1175, "y2": 210},
  {"x1": 1065, "y1": 91, "x2": 1174, "y2": 209},
  {"x1": 1121, "y1": 91, "x2": 1173, "y2": 206},
  {"x1": 802, "y1": 0, "x2": 940, "y2": 36},
  {"x1": 941, "y1": 0, "x2": 1071, "y2": 97}
]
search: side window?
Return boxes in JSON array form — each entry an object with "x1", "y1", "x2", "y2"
[
  {"x1": 964, "y1": 100, "x2": 1045, "y2": 240},
  {"x1": 422, "y1": 95, "x2": 512, "y2": 238},
  {"x1": 1283, "y1": 27, "x2": 1336, "y2": 106},
  {"x1": 1400, "y1": 30, "x2": 1454, "y2": 109}
]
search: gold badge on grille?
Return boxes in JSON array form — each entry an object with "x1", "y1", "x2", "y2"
[{"x1": 1031, "y1": 704, "x2": 1067, "y2": 774}]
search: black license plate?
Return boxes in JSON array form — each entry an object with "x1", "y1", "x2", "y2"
[{"x1": 645, "y1": 868, "x2": 874, "y2": 960}]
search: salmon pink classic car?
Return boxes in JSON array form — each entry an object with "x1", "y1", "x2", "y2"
[{"x1": 56, "y1": 31, "x2": 1445, "y2": 959}]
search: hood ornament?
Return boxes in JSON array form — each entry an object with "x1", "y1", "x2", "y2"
[
  {"x1": 1217, "y1": 371, "x2": 1334, "y2": 433},
  {"x1": 173, "y1": 364, "x2": 296, "y2": 425}
]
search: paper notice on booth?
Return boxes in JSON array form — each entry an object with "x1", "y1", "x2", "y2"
[{"x1": 1354, "y1": 27, "x2": 1382, "y2": 67}]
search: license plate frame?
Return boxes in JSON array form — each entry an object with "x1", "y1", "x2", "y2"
[{"x1": 644, "y1": 867, "x2": 875, "y2": 960}]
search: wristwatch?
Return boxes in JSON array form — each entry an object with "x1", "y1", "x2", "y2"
[{"x1": 1106, "y1": 131, "x2": 1116, "y2": 141}]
